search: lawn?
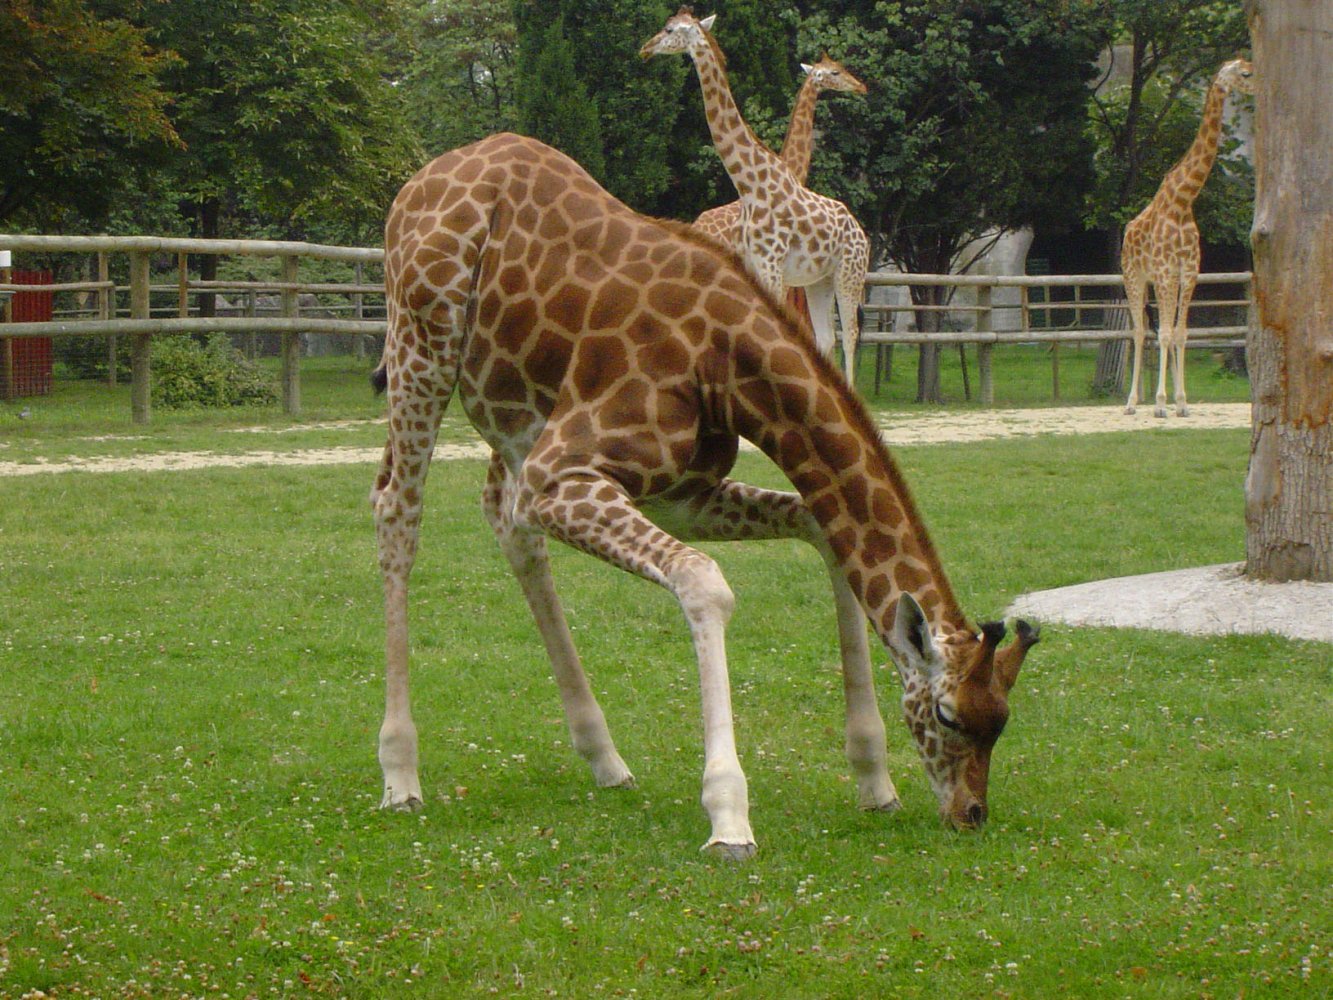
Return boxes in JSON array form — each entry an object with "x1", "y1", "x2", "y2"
[{"x1": 1, "y1": 371, "x2": 1327, "y2": 998}]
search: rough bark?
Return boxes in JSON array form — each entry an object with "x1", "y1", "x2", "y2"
[{"x1": 1243, "y1": 0, "x2": 1333, "y2": 581}]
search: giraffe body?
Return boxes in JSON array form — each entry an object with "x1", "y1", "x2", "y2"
[
  {"x1": 1121, "y1": 58, "x2": 1253, "y2": 417},
  {"x1": 373, "y1": 132, "x2": 1037, "y2": 857},
  {"x1": 643, "y1": 11, "x2": 869, "y2": 385}
]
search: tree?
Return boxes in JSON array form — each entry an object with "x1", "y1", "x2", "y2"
[
  {"x1": 1243, "y1": 0, "x2": 1332, "y2": 582},
  {"x1": 517, "y1": 16, "x2": 605, "y2": 179},
  {"x1": 400, "y1": 0, "x2": 519, "y2": 157},
  {"x1": 0, "y1": 0, "x2": 180, "y2": 229},
  {"x1": 140, "y1": 0, "x2": 422, "y2": 245},
  {"x1": 798, "y1": 1, "x2": 1108, "y2": 401},
  {"x1": 513, "y1": 0, "x2": 700, "y2": 214}
]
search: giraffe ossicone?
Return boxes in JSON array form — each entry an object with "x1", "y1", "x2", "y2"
[
  {"x1": 1121, "y1": 57, "x2": 1254, "y2": 418},
  {"x1": 642, "y1": 9, "x2": 870, "y2": 386},
  {"x1": 372, "y1": 132, "x2": 1038, "y2": 857}
]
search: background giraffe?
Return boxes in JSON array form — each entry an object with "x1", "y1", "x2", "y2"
[
  {"x1": 641, "y1": 9, "x2": 870, "y2": 386},
  {"x1": 373, "y1": 132, "x2": 1038, "y2": 857},
  {"x1": 1120, "y1": 58, "x2": 1254, "y2": 417},
  {"x1": 693, "y1": 53, "x2": 867, "y2": 246}
]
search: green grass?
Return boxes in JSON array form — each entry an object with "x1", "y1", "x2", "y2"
[{"x1": 2, "y1": 409, "x2": 1327, "y2": 998}]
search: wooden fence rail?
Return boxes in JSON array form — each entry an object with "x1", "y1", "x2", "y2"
[{"x1": 1, "y1": 234, "x2": 1252, "y2": 421}]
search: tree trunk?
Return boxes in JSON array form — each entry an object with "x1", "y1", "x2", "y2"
[
  {"x1": 1243, "y1": 0, "x2": 1333, "y2": 582},
  {"x1": 1093, "y1": 224, "x2": 1129, "y2": 397},
  {"x1": 198, "y1": 198, "x2": 220, "y2": 319},
  {"x1": 913, "y1": 286, "x2": 945, "y2": 403}
]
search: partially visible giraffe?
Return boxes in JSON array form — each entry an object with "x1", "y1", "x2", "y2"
[
  {"x1": 1121, "y1": 58, "x2": 1254, "y2": 417},
  {"x1": 372, "y1": 132, "x2": 1040, "y2": 859},
  {"x1": 693, "y1": 53, "x2": 867, "y2": 246},
  {"x1": 642, "y1": 9, "x2": 870, "y2": 385}
]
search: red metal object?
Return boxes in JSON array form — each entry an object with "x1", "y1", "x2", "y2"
[{"x1": 6, "y1": 269, "x2": 54, "y2": 397}]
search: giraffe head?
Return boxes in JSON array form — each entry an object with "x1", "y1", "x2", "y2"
[
  {"x1": 800, "y1": 54, "x2": 867, "y2": 96},
  {"x1": 1215, "y1": 58, "x2": 1254, "y2": 95},
  {"x1": 639, "y1": 7, "x2": 716, "y2": 60},
  {"x1": 887, "y1": 594, "x2": 1039, "y2": 830}
]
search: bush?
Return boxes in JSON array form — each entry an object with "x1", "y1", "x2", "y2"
[{"x1": 151, "y1": 335, "x2": 277, "y2": 409}]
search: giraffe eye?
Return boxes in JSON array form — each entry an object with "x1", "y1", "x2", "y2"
[{"x1": 935, "y1": 703, "x2": 961, "y2": 731}]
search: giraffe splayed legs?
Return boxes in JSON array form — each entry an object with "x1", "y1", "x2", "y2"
[{"x1": 372, "y1": 133, "x2": 1038, "y2": 856}]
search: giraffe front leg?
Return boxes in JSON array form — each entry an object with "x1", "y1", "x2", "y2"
[
  {"x1": 520, "y1": 471, "x2": 756, "y2": 859},
  {"x1": 827, "y1": 561, "x2": 900, "y2": 812},
  {"x1": 677, "y1": 554, "x2": 755, "y2": 859}
]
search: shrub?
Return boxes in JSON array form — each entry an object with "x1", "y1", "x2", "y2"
[{"x1": 151, "y1": 334, "x2": 277, "y2": 409}]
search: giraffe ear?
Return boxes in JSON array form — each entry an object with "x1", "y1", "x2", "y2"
[
  {"x1": 801, "y1": 63, "x2": 814, "y2": 76},
  {"x1": 699, "y1": 13, "x2": 717, "y2": 32},
  {"x1": 888, "y1": 593, "x2": 941, "y2": 679}
]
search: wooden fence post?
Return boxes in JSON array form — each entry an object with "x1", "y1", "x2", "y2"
[
  {"x1": 129, "y1": 251, "x2": 152, "y2": 424},
  {"x1": 177, "y1": 252, "x2": 189, "y2": 318},
  {"x1": 977, "y1": 284, "x2": 994, "y2": 407},
  {"x1": 280, "y1": 254, "x2": 301, "y2": 415},
  {"x1": 99, "y1": 252, "x2": 116, "y2": 386}
]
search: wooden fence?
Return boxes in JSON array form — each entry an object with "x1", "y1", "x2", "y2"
[
  {"x1": 0, "y1": 234, "x2": 1252, "y2": 421},
  {"x1": 860, "y1": 271, "x2": 1252, "y2": 404},
  {"x1": 0, "y1": 235, "x2": 385, "y2": 422}
]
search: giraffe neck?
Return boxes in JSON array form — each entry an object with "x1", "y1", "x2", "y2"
[
  {"x1": 688, "y1": 36, "x2": 787, "y2": 200},
  {"x1": 778, "y1": 76, "x2": 821, "y2": 185},
  {"x1": 1155, "y1": 79, "x2": 1229, "y2": 212},
  {"x1": 723, "y1": 336, "x2": 967, "y2": 640}
]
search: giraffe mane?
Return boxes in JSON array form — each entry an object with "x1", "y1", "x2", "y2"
[{"x1": 652, "y1": 215, "x2": 964, "y2": 631}]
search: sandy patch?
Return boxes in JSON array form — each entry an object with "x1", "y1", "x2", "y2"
[{"x1": 0, "y1": 404, "x2": 1250, "y2": 478}]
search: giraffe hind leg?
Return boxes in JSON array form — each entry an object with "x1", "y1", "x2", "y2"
[
  {"x1": 374, "y1": 304, "x2": 467, "y2": 811},
  {"x1": 482, "y1": 455, "x2": 634, "y2": 789}
]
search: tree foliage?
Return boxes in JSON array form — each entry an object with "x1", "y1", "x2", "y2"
[
  {"x1": 399, "y1": 0, "x2": 520, "y2": 157},
  {"x1": 513, "y1": 1, "x2": 686, "y2": 213},
  {"x1": 516, "y1": 16, "x2": 605, "y2": 180},
  {"x1": 0, "y1": 0, "x2": 180, "y2": 229},
  {"x1": 140, "y1": 0, "x2": 423, "y2": 243}
]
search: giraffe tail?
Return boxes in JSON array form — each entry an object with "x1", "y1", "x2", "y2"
[{"x1": 370, "y1": 363, "x2": 388, "y2": 396}]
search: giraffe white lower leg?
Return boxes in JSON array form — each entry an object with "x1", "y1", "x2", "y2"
[
  {"x1": 1154, "y1": 335, "x2": 1171, "y2": 418},
  {"x1": 485, "y1": 468, "x2": 634, "y2": 789},
  {"x1": 672, "y1": 555, "x2": 755, "y2": 859},
  {"x1": 827, "y1": 563, "x2": 899, "y2": 812},
  {"x1": 1173, "y1": 336, "x2": 1190, "y2": 416},
  {"x1": 377, "y1": 533, "x2": 424, "y2": 811}
]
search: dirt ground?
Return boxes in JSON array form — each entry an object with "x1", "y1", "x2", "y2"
[{"x1": 6, "y1": 401, "x2": 1328, "y2": 642}]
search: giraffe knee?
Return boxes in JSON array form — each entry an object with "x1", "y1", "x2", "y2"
[{"x1": 672, "y1": 555, "x2": 735, "y2": 627}]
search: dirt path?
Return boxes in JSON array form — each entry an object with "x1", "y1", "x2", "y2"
[{"x1": 0, "y1": 403, "x2": 1250, "y2": 477}]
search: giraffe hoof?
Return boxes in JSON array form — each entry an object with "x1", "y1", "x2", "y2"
[
  {"x1": 379, "y1": 790, "x2": 424, "y2": 813},
  {"x1": 1177, "y1": 407, "x2": 1190, "y2": 418},
  {"x1": 597, "y1": 771, "x2": 637, "y2": 790},
  {"x1": 701, "y1": 838, "x2": 757, "y2": 862},
  {"x1": 1124, "y1": 405, "x2": 1136, "y2": 415},
  {"x1": 863, "y1": 795, "x2": 903, "y2": 815},
  {"x1": 1153, "y1": 406, "x2": 1169, "y2": 419}
]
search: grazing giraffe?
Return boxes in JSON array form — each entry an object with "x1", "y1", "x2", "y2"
[
  {"x1": 1121, "y1": 58, "x2": 1254, "y2": 417},
  {"x1": 641, "y1": 9, "x2": 871, "y2": 385},
  {"x1": 693, "y1": 53, "x2": 867, "y2": 247},
  {"x1": 372, "y1": 132, "x2": 1039, "y2": 858}
]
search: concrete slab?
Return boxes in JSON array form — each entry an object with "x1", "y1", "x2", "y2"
[{"x1": 1008, "y1": 563, "x2": 1333, "y2": 644}]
